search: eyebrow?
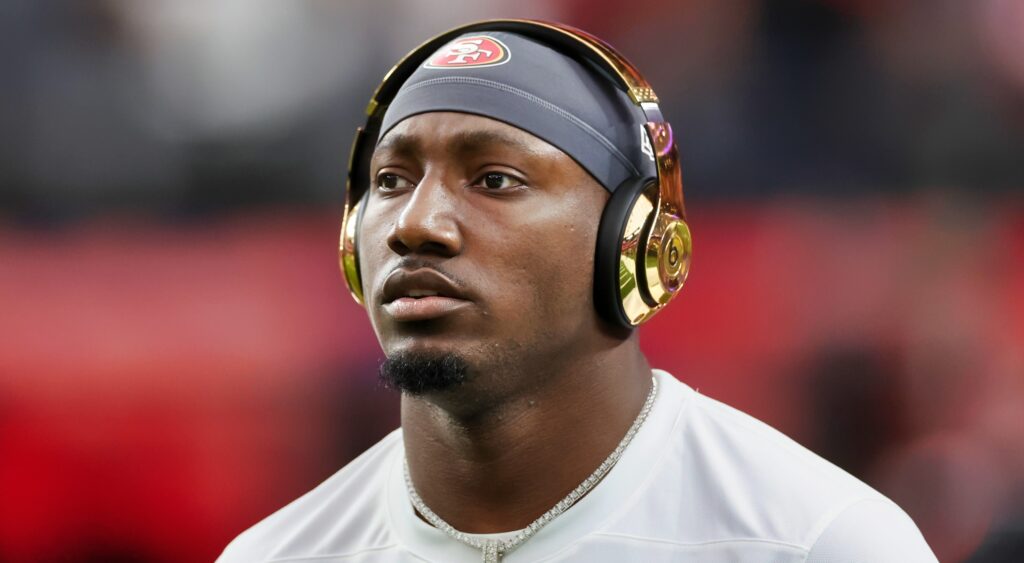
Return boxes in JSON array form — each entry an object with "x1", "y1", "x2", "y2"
[
  {"x1": 373, "y1": 129, "x2": 540, "y2": 161},
  {"x1": 373, "y1": 132, "x2": 419, "y2": 160}
]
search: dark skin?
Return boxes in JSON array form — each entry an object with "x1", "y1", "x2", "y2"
[{"x1": 360, "y1": 112, "x2": 652, "y2": 533}]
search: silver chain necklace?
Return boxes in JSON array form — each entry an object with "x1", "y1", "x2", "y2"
[{"x1": 403, "y1": 377, "x2": 658, "y2": 563}]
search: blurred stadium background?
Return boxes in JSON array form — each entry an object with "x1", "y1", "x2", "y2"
[{"x1": 1, "y1": 1, "x2": 1023, "y2": 561}]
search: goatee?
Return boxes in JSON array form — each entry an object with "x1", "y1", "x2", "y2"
[{"x1": 379, "y1": 352, "x2": 470, "y2": 395}]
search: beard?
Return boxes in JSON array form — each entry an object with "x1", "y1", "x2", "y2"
[{"x1": 379, "y1": 351, "x2": 470, "y2": 395}]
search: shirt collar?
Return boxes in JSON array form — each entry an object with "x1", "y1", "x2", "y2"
[{"x1": 385, "y1": 370, "x2": 694, "y2": 562}]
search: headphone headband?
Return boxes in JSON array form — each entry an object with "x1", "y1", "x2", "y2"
[{"x1": 366, "y1": 19, "x2": 658, "y2": 119}]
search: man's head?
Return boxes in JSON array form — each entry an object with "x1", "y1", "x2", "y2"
[
  {"x1": 364, "y1": 111, "x2": 612, "y2": 399},
  {"x1": 340, "y1": 21, "x2": 691, "y2": 401}
]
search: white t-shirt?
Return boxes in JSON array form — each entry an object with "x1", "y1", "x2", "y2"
[{"x1": 219, "y1": 370, "x2": 937, "y2": 562}]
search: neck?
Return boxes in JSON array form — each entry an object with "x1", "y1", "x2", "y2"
[{"x1": 401, "y1": 338, "x2": 652, "y2": 533}]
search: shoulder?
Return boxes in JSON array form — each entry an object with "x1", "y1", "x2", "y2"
[
  {"x1": 682, "y1": 385, "x2": 882, "y2": 517},
  {"x1": 679, "y1": 387, "x2": 915, "y2": 547},
  {"x1": 609, "y1": 372, "x2": 934, "y2": 559},
  {"x1": 217, "y1": 429, "x2": 403, "y2": 563},
  {"x1": 804, "y1": 497, "x2": 938, "y2": 562}
]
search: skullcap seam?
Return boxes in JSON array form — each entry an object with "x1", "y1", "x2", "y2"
[{"x1": 394, "y1": 76, "x2": 640, "y2": 178}]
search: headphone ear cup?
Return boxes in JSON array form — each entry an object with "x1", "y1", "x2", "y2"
[
  {"x1": 339, "y1": 197, "x2": 368, "y2": 305},
  {"x1": 641, "y1": 215, "x2": 691, "y2": 307},
  {"x1": 594, "y1": 177, "x2": 659, "y2": 329},
  {"x1": 663, "y1": 219, "x2": 692, "y2": 291}
]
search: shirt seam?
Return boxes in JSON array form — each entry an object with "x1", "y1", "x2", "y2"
[
  {"x1": 587, "y1": 532, "x2": 810, "y2": 553},
  {"x1": 263, "y1": 542, "x2": 415, "y2": 562},
  {"x1": 801, "y1": 496, "x2": 898, "y2": 560}
]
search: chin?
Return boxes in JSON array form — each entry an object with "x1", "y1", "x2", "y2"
[
  {"x1": 378, "y1": 349, "x2": 472, "y2": 396},
  {"x1": 378, "y1": 315, "x2": 487, "y2": 353},
  {"x1": 384, "y1": 332, "x2": 468, "y2": 358}
]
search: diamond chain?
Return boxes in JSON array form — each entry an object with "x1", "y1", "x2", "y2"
[{"x1": 404, "y1": 376, "x2": 658, "y2": 562}]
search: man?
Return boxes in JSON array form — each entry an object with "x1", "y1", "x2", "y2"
[{"x1": 220, "y1": 20, "x2": 937, "y2": 562}]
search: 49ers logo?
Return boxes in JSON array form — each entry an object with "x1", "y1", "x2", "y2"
[{"x1": 424, "y1": 35, "x2": 510, "y2": 69}]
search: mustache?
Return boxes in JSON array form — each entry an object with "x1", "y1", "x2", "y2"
[{"x1": 390, "y1": 257, "x2": 466, "y2": 286}]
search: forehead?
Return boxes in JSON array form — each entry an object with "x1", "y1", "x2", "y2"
[{"x1": 372, "y1": 112, "x2": 569, "y2": 163}]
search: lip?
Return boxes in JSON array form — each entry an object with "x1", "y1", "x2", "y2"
[
  {"x1": 381, "y1": 268, "x2": 472, "y2": 322},
  {"x1": 383, "y1": 295, "x2": 471, "y2": 321}
]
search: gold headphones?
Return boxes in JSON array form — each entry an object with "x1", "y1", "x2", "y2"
[{"x1": 340, "y1": 19, "x2": 691, "y2": 329}]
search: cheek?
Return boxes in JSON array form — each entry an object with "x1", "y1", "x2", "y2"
[
  {"x1": 482, "y1": 203, "x2": 600, "y2": 327},
  {"x1": 539, "y1": 221, "x2": 599, "y2": 311},
  {"x1": 354, "y1": 206, "x2": 396, "y2": 327}
]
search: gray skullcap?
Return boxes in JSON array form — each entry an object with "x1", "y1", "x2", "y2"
[{"x1": 378, "y1": 31, "x2": 658, "y2": 192}]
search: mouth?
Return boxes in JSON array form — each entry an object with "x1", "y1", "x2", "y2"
[{"x1": 381, "y1": 269, "x2": 473, "y2": 322}]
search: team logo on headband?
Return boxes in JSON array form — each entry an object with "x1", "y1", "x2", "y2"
[{"x1": 424, "y1": 35, "x2": 510, "y2": 69}]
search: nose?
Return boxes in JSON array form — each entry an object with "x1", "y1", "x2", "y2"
[{"x1": 386, "y1": 173, "x2": 462, "y2": 258}]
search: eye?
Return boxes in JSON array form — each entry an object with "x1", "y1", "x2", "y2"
[
  {"x1": 376, "y1": 173, "x2": 414, "y2": 191},
  {"x1": 474, "y1": 172, "x2": 524, "y2": 191}
]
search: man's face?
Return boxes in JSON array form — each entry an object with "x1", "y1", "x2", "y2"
[{"x1": 360, "y1": 112, "x2": 610, "y2": 397}]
